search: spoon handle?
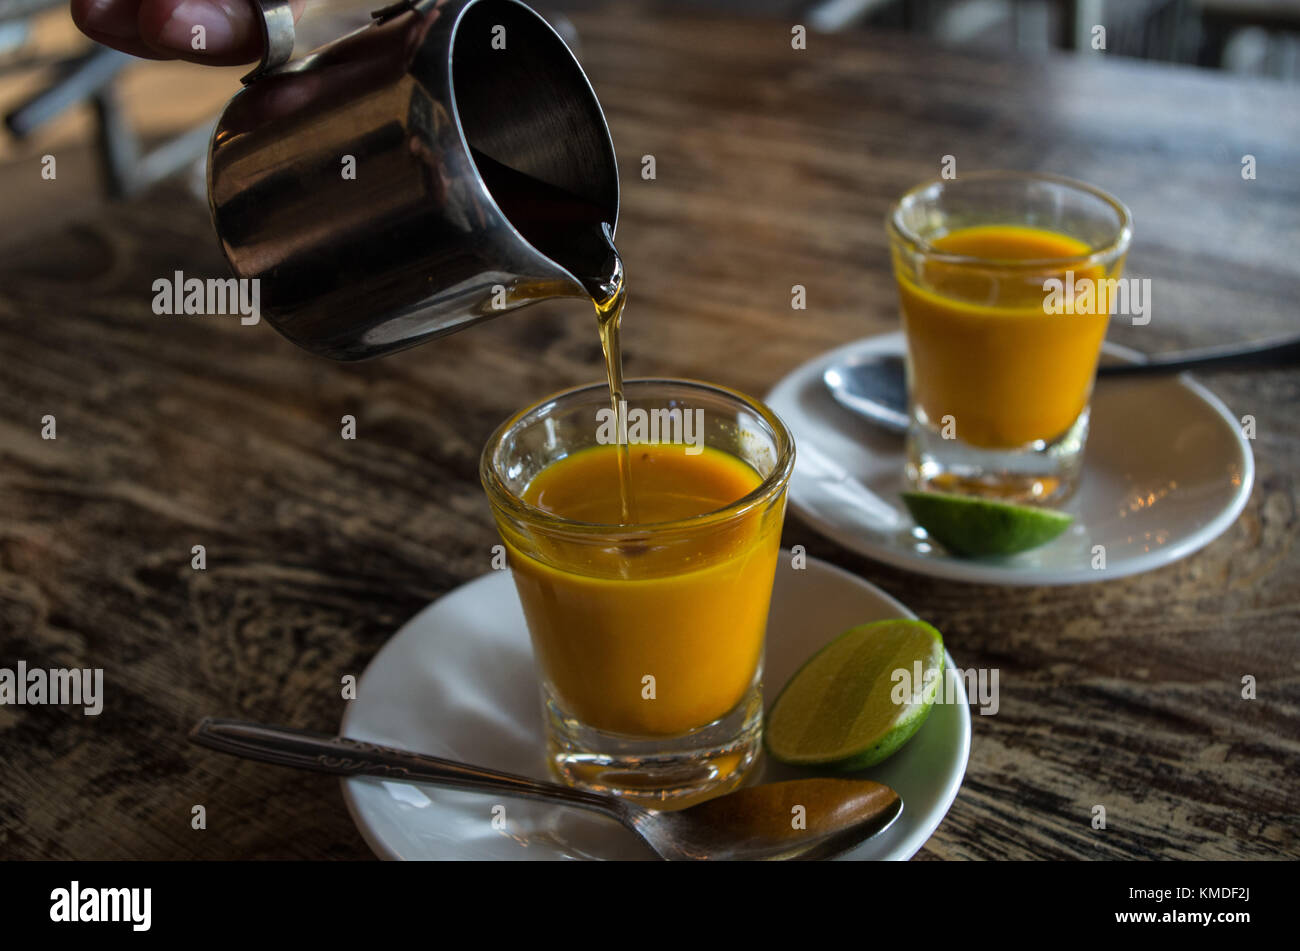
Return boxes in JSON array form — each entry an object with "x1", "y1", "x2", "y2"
[
  {"x1": 189, "y1": 717, "x2": 619, "y2": 816},
  {"x1": 1099, "y1": 334, "x2": 1300, "y2": 377}
]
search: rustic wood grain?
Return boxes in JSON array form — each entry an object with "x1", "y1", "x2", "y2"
[{"x1": 0, "y1": 5, "x2": 1297, "y2": 860}]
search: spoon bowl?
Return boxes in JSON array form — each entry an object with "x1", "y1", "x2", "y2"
[
  {"x1": 823, "y1": 353, "x2": 910, "y2": 434},
  {"x1": 629, "y1": 776, "x2": 902, "y2": 861}
]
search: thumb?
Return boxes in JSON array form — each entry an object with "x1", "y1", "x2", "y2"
[{"x1": 137, "y1": 0, "x2": 305, "y2": 66}]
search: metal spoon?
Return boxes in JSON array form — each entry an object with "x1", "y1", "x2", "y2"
[
  {"x1": 825, "y1": 334, "x2": 1300, "y2": 434},
  {"x1": 190, "y1": 718, "x2": 903, "y2": 861}
]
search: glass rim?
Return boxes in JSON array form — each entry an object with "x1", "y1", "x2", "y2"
[
  {"x1": 886, "y1": 170, "x2": 1134, "y2": 270},
  {"x1": 480, "y1": 377, "x2": 796, "y2": 535}
]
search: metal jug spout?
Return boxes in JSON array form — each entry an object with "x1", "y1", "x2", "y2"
[{"x1": 208, "y1": 0, "x2": 619, "y2": 361}]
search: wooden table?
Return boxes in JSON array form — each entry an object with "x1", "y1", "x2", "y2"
[{"x1": 1, "y1": 5, "x2": 1297, "y2": 860}]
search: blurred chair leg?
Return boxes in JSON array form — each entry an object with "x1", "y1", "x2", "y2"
[
  {"x1": 4, "y1": 46, "x2": 129, "y2": 138},
  {"x1": 92, "y1": 84, "x2": 139, "y2": 199}
]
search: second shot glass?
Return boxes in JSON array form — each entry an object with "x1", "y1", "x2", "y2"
[{"x1": 888, "y1": 171, "x2": 1132, "y2": 504}]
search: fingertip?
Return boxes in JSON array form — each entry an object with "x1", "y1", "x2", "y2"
[{"x1": 72, "y1": 0, "x2": 143, "y2": 40}]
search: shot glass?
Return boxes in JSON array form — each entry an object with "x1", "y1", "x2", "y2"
[
  {"x1": 481, "y1": 379, "x2": 794, "y2": 808},
  {"x1": 888, "y1": 171, "x2": 1132, "y2": 504}
]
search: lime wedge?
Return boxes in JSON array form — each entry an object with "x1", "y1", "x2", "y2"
[
  {"x1": 765, "y1": 619, "x2": 945, "y2": 770},
  {"x1": 902, "y1": 490, "x2": 1073, "y2": 557}
]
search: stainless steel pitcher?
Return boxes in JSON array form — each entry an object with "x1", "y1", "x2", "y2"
[{"x1": 207, "y1": 0, "x2": 619, "y2": 360}]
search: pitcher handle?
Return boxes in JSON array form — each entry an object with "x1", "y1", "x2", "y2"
[{"x1": 241, "y1": 0, "x2": 298, "y2": 85}]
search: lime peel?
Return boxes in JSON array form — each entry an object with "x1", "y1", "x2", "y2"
[
  {"x1": 765, "y1": 619, "x2": 945, "y2": 770},
  {"x1": 902, "y1": 490, "x2": 1073, "y2": 557}
]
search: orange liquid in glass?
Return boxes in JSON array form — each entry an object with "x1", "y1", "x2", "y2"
[
  {"x1": 503, "y1": 443, "x2": 780, "y2": 737},
  {"x1": 897, "y1": 225, "x2": 1116, "y2": 448}
]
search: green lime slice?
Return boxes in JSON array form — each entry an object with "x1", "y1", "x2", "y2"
[
  {"x1": 765, "y1": 619, "x2": 945, "y2": 770},
  {"x1": 901, "y1": 490, "x2": 1073, "y2": 557}
]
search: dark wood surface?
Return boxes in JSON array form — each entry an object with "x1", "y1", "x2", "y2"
[{"x1": 1, "y1": 6, "x2": 1298, "y2": 860}]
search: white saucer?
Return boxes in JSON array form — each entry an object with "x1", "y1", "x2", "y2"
[
  {"x1": 340, "y1": 552, "x2": 970, "y2": 860},
  {"x1": 766, "y1": 332, "x2": 1254, "y2": 586}
]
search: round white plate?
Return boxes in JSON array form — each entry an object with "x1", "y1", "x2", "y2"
[
  {"x1": 766, "y1": 332, "x2": 1254, "y2": 586},
  {"x1": 340, "y1": 552, "x2": 970, "y2": 860}
]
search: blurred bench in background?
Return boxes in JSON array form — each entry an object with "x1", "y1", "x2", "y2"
[{"x1": 1, "y1": 0, "x2": 1296, "y2": 226}]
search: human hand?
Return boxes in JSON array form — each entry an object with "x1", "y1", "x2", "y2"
[{"x1": 71, "y1": 0, "x2": 305, "y2": 66}]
